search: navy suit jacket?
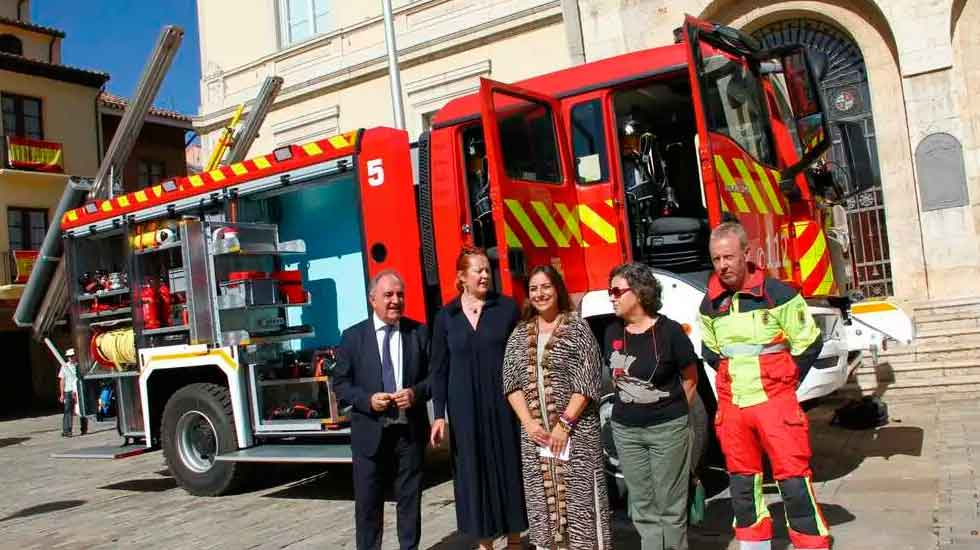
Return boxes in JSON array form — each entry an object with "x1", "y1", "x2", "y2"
[{"x1": 333, "y1": 316, "x2": 431, "y2": 457}]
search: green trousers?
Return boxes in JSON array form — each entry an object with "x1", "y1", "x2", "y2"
[{"x1": 612, "y1": 414, "x2": 691, "y2": 550}]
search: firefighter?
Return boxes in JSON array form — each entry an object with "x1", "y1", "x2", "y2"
[{"x1": 699, "y1": 222, "x2": 831, "y2": 550}]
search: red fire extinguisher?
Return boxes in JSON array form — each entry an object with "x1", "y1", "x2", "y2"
[
  {"x1": 141, "y1": 279, "x2": 160, "y2": 330},
  {"x1": 158, "y1": 279, "x2": 172, "y2": 328}
]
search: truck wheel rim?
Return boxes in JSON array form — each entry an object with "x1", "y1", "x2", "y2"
[{"x1": 176, "y1": 410, "x2": 218, "y2": 473}]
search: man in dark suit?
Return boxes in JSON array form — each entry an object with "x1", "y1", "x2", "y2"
[{"x1": 333, "y1": 269, "x2": 431, "y2": 550}]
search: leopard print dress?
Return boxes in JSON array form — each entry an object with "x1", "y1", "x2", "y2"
[{"x1": 502, "y1": 313, "x2": 612, "y2": 549}]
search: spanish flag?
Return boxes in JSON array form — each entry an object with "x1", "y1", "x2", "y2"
[{"x1": 6, "y1": 136, "x2": 64, "y2": 173}]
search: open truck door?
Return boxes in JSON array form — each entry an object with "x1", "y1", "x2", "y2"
[
  {"x1": 477, "y1": 78, "x2": 587, "y2": 298},
  {"x1": 683, "y1": 16, "x2": 836, "y2": 295}
]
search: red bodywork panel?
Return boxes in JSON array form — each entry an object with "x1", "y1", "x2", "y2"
[
  {"x1": 433, "y1": 45, "x2": 689, "y2": 127},
  {"x1": 356, "y1": 128, "x2": 426, "y2": 322}
]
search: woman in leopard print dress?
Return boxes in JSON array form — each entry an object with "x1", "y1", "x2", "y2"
[{"x1": 503, "y1": 265, "x2": 612, "y2": 550}]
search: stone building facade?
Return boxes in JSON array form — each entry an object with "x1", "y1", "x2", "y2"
[{"x1": 195, "y1": 0, "x2": 980, "y2": 303}]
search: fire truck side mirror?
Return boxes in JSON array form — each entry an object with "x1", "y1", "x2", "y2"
[{"x1": 838, "y1": 121, "x2": 877, "y2": 193}]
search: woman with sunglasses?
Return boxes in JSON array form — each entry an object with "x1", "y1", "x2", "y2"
[
  {"x1": 502, "y1": 265, "x2": 612, "y2": 550},
  {"x1": 606, "y1": 263, "x2": 699, "y2": 550},
  {"x1": 430, "y1": 247, "x2": 527, "y2": 550}
]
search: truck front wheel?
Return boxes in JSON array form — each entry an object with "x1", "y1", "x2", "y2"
[{"x1": 161, "y1": 383, "x2": 248, "y2": 496}]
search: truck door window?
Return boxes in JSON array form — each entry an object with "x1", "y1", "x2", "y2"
[
  {"x1": 701, "y1": 54, "x2": 777, "y2": 166},
  {"x1": 492, "y1": 92, "x2": 562, "y2": 184},
  {"x1": 571, "y1": 100, "x2": 609, "y2": 183},
  {"x1": 767, "y1": 72, "x2": 804, "y2": 157}
]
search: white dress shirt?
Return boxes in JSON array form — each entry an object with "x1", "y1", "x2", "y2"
[{"x1": 373, "y1": 313, "x2": 407, "y2": 424}]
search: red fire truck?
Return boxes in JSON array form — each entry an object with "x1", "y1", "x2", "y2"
[{"x1": 46, "y1": 17, "x2": 910, "y2": 496}]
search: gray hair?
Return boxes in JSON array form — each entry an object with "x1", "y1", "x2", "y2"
[
  {"x1": 368, "y1": 269, "x2": 404, "y2": 296},
  {"x1": 710, "y1": 221, "x2": 749, "y2": 249}
]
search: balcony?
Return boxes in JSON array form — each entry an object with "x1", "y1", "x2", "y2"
[
  {"x1": 1, "y1": 136, "x2": 65, "y2": 174},
  {"x1": 0, "y1": 249, "x2": 38, "y2": 285}
]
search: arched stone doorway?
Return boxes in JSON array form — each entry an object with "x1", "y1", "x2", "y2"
[{"x1": 754, "y1": 18, "x2": 893, "y2": 298}]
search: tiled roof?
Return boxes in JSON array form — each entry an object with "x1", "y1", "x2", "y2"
[
  {"x1": 98, "y1": 92, "x2": 192, "y2": 123},
  {"x1": 0, "y1": 50, "x2": 108, "y2": 87},
  {"x1": 0, "y1": 16, "x2": 66, "y2": 38}
]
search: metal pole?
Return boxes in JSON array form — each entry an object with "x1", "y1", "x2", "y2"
[{"x1": 382, "y1": 0, "x2": 406, "y2": 130}]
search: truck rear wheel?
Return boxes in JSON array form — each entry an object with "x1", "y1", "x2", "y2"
[{"x1": 162, "y1": 383, "x2": 248, "y2": 496}]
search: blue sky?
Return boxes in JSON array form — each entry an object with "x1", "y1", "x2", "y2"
[{"x1": 32, "y1": 1, "x2": 201, "y2": 117}]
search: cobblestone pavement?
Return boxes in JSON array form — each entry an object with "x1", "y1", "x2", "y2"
[{"x1": 1, "y1": 394, "x2": 977, "y2": 549}]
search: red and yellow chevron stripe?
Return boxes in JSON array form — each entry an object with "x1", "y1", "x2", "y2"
[
  {"x1": 61, "y1": 131, "x2": 360, "y2": 231},
  {"x1": 780, "y1": 220, "x2": 835, "y2": 296},
  {"x1": 501, "y1": 198, "x2": 618, "y2": 249},
  {"x1": 714, "y1": 155, "x2": 786, "y2": 216}
]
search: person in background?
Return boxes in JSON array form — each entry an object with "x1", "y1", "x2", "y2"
[
  {"x1": 58, "y1": 348, "x2": 88, "y2": 437},
  {"x1": 606, "y1": 263, "x2": 699, "y2": 550},
  {"x1": 699, "y1": 222, "x2": 830, "y2": 550},
  {"x1": 502, "y1": 265, "x2": 612, "y2": 549},
  {"x1": 333, "y1": 270, "x2": 432, "y2": 550},
  {"x1": 429, "y1": 247, "x2": 527, "y2": 550}
]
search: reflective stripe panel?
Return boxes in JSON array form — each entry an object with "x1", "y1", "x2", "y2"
[{"x1": 720, "y1": 341, "x2": 790, "y2": 357}]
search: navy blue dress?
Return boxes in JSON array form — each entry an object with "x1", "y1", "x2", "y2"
[{"x1": 432, "y1": 293, "x2": 528, "y2": 538}]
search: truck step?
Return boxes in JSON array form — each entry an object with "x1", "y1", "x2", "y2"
[
  {"x1": 51, "y1": 443, "x2": 155, "y2": 460},
  {"x1": 215, "y1": 444, "x2": 353, "y2": 464}
]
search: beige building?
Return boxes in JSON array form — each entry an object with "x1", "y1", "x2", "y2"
[{"x1": 196, "y1": 0, "x2": 980, "y2": 304}]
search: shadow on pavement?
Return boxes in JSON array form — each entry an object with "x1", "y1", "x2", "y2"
[
  {"x1": 425, "y1": 532, "x2": 529, "y2": 550},
  {"x1": 0, "y1": 437, "x2": 29, "y2": 449},
  {"x1": 0, "y1": 500, "x2": 86, "y2": 522},
  {"x1": 260, "y1": 447, "x2": 453, "y2": 501},
  {"x1": 807, "y1": 393, "x2": 924, "y2": 483},
  {"x1": 99, "y1": 478, "x2": 179, "y2": 493}
]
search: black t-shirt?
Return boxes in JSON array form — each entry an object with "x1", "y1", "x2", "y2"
[{"x1": 604, "y1": 315, "x2": 698, "y2": 427}]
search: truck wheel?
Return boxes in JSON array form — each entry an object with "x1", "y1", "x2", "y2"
[{"x1": 161, "y1": 383, "x2": 248, "y2": 496}]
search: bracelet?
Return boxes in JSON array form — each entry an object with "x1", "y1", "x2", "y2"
[{"x1": 558, "y1": 413, "x2": 577, "y2": 432}]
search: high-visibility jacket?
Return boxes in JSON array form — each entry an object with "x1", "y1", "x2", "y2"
[{"x1": 699, "y1": 264, "x2": 822, "y2": 407}]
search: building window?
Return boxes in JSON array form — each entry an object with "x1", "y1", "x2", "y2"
[
  {"x1": 570, "y1": 100, "x2": 609, "y2": 184},
  {"x1": 279, "y1": 0, "x2": 332, "y2": 47},
  {"x1": 1, "y1": 94, "x2": 43, "y2": 140},
  {"x1": 138, "y1": 160, "x2": 166, "y2": 187},
  {"x1": 7, "y1": 207, "x2": 47, "y2": 251},
  {"x1": 0, "y1": 34, "x2": 22, "y2": 55}
]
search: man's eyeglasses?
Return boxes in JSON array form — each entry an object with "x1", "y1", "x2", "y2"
[{"x1": 608, "y1": 287, "x2": 633, "y2": 299}]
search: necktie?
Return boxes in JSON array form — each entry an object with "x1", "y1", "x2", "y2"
[{"x1": 381, "y1": 324, "x2": 397, "y2": 394}]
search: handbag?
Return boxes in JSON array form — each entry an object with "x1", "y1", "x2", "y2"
[{"x1": 689, "y1": 476, "x2": 706, "y2": 526}]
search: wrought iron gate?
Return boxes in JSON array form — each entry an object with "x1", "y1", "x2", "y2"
[{"x1": 754, "y1": 19, "x2": 894, "y2": 297}]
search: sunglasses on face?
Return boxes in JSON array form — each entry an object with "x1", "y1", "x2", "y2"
[{"x1": 607, "y1": 287, "x2": 633, "y2": 299}]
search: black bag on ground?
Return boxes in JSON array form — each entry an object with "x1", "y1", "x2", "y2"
[{"x1": 831, "y1": 396, "x2": 888, "y2": 429}]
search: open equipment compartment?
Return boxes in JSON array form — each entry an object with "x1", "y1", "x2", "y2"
[
  {"x1": 65, "y1": 224, "x2": 144, "y2": 439},
  {"x1": 221, "y1": 169, "x2": 369, "y2": 433}
]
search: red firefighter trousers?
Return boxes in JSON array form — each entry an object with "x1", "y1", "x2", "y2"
[{"x1": 716, "y1": 394, "x2": 831, "y2": 549}]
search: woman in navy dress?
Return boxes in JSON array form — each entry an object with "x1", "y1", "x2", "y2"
[{"x1": 430, "y1": 247, "x2": 527, "y2": 550}]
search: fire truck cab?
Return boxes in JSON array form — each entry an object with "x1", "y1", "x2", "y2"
[{"x1": 427, "y1": 17, "x2": 861, "y2": 402}]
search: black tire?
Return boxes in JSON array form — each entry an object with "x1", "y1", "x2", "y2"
[{"x1": 161, "y1": 383, "x2": 249, "y2": 496}]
